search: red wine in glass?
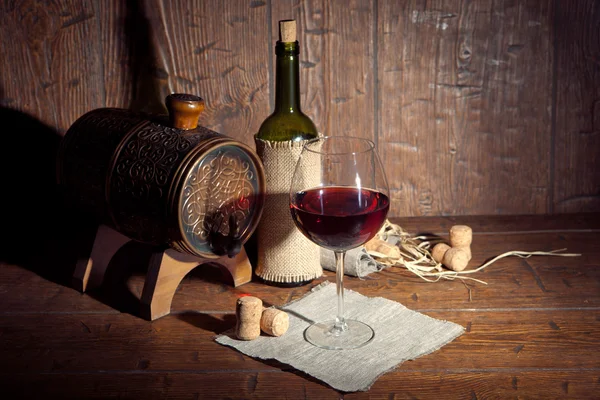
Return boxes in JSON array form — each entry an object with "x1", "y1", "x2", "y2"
[
  {"x1": 290, "y1": 186, "x2": 390, "y2": 251},
  {"x1": 289, "y1": 136, "x2": 390, "y2": 350}
]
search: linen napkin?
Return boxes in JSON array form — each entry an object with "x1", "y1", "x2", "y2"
[{"x1": 216, "y1": 282, "x2": 464, "y2": 392}]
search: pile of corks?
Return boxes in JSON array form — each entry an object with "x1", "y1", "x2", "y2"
[
  {"x1": 235, "y1": 296, "x2": 289, "y2": 340},
  {"x1": 432, "y1": 225, "x2": 473, "y2": 271}
]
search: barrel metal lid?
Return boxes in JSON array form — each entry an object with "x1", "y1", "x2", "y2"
[{"x1": 175, "y1": 142, "x2": 264, "y2": 257}]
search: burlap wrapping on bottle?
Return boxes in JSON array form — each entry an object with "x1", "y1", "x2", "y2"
[{"x1": 254, "y1": 138, "x2": 322, "y2": 283}]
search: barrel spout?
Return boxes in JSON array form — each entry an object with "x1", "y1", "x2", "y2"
[{"x1": 209, "y1": 214, "x2": 243, "y2": 258}]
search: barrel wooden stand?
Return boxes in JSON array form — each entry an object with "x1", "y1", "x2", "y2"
[{"x1": 72, "y1": 224, "x2": 253, "y2": 320}]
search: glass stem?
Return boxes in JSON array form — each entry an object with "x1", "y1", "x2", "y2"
[{"x1": 334, "y1": 251, "x2": 348, "y2": 333}]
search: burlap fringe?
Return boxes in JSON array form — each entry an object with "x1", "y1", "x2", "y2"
[
  {"x1": 367, "y1": 220, "x2": 582, "y2": 285},
  {"x1": 257, "y1": 271, "x2": 323, "y2": 284}
]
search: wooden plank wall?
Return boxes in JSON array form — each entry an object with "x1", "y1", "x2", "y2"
[{"x1": 0, "y1": 0, "x2": 598, "y2": 217}]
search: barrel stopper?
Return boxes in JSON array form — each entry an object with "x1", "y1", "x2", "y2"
[{"x1": 166, "y1": 93, "x2": 205, "y2": 130}]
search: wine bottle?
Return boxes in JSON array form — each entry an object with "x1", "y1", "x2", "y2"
[
  {"x1": 254, "y1": 20, "x2": 322, "y2": 287},
  {"x1": 256, "y1": 21, "x2": 318, "y2": 141}
]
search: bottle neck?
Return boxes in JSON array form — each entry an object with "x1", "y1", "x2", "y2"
[{"x1": 274, "y1": 41, "x2": 301, "y2": 114}]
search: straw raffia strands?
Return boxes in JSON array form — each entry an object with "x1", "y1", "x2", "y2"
[{"x1": 366, "y1": 220, "x2": 582, "y2": 285}]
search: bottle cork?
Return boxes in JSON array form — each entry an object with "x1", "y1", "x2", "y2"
[
  {"x1": 442, "y1": 247, "x2": 471, "y2": 272},
  {"x1": 279, "y1": 20, "x2": 296, "y2": 42},
  {"x1": 260, "y1": 308, "x2": 289, "y2": 337},
  {"x1": 460, "y1": 246, "x2": 472, "y2": 260},
  {"x1": 449, "y1": 225, "x2": 472, "y2": 248},
  {"x1": 235, "y1": 296, "x2": 263, "y2": 340},
  {"x1": 431, "y1": 243, "x2": 451, "y2": 264}
]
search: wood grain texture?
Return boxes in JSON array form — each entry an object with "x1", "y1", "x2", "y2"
[
  {"x1": 0, "y1": 0, "x2": 103, "y2": 134},
  {"x1": 1, "y1": 228, "x2": 598, "y2": 314},
  {"x1": 391, "y1": 212, "x2": 600, "y2": 234},
  {"x1": 378, "y1": 0, "x2": 553, "y2": 216},
  {"x1": 0, "y1": 0, "x2": 598, "y2": 215},
  {"x1": 1, "y1": 310, "x2": 598, "y2": 373},
  {"x1": 324, "y1": 0, "x2": 375, "y2": 142},
  {"x1": 140, "y1": 0, "x2": 270, "y2": 146},
  {"x1": 350, "y1": 371, "x2": 600, "y2": 399},
  {"x1": 96, "y1": 0, "x2": 133, "y2": 109},
  {"x1": 0, "y1": 372, "x2": 339, "y2": 400},
  {"x1": 0, "y1": 214, "x2": 598, "y2": 397},
  {"x1": 553, "y1": 0, "x2": 600, "y2": 213},
  {"x1": 2, "y1": 371, "x2": 599, "y2": 399}
]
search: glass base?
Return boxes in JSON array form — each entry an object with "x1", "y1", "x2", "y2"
[{"x1": 304, "y1": 319, "x2": 375, "y2": 350}]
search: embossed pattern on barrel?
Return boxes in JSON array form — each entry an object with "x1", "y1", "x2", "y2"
[
  {"x1": 108, "y1": 121, "x2": 219, "y2": 245},
  {"x1": 58, "y1": 108, "x2": 145, "y2": 218}
]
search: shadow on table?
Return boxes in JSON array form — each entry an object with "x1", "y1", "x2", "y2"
[
  {"x1": 176, "y1": 312, "x2": 237, "y2": 334},
  {"x1": 94, "y1": 253, "x2": 238, "y2": 318}
]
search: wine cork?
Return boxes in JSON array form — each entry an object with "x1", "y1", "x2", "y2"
[
  {"x1": 461, "y1": 246, "x2": 472, "y2": 260},
  {"x1": 449, "y1": 225, "x2": 472, "y2": 248},
  {"x1": 442, "y1": 247, "x2": 471, "y2": 272},
  {"x1": 279, "y1": 20, "x2": 296, "y2": 42},
  {"x1": 431, "y1": 243, "x2": 451, "y2": 264},
  {"x1": 260, "y1": 308, "x2": 289, "y2": 337},
  {"x1": 365, "y1": 237, "x2": 401, "y2": 259},
  {"x1": 235, "y1": 296, "x2": 263, "y2": 340}
]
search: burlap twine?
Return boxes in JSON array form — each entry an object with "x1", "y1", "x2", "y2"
[{"x1": 254, "y1": 138, "x2": 322, "y2": 283}]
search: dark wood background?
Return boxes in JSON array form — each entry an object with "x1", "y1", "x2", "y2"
[{"x1": 1, "y1": 0, "x2": 598, "y2": 217}]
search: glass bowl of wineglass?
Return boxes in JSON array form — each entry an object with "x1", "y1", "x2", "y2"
[{"x1": 289, "y1": 136, "x2": 390, "y2": 350}]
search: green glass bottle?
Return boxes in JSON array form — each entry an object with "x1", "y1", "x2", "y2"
[
  {"x1": 254, "y1": 20, "x2": 322, "y2": 287},
  {"x1": 256, "y1": 23, "x2": 318, "y2": 141}
]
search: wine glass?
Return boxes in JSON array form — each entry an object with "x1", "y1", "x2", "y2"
[{"x1": 289, "y1": 136, "x2": 390, "y2": 350}]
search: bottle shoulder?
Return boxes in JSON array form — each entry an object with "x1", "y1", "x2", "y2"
[{"x1": 257, "y1": 111, "x2": 318, "y2": 141}]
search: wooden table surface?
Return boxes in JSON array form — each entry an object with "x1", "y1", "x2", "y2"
[{"x1": 1, "y1": 214, "x2": 599, "y2": 399}]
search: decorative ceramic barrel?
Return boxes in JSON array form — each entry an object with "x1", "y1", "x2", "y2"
[{"x1": 57, "y1": 94, "x2": 265, "y2": 259}]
